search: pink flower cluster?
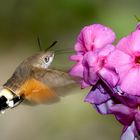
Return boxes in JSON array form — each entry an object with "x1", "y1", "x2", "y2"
[
  {"x1": 70, "y1": 24, "x2": 117, "y2": 88},
  {"x1": 69, "y1": 23, "x2": 140, "y2": 140}
]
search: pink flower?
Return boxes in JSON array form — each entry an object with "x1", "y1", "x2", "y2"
[
  {"x1": 108, "y1": 30, "x2": 140, "y2": 96},
  {"x1": 82, "y1": 45, "x2": 118, "y2": 88},
  {"x1": 70, "y1": 24, "x2": 116, "y2": 88},
  {"x1": 69, "y1": 22, "x2": 140, "y2": 140},
  {"x1": 75, "y1": 24, "x2": 116, "y2": 53},
  {"x1": 69, "y1": 54, "x2": 84, "y2": 78}
]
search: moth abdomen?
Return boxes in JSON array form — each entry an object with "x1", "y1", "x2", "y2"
[{"x1": 0, "y1": 88, "x2": 23, "y2": 112}]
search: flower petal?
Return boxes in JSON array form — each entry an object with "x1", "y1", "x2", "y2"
[
  {"x1": 83, "y1": 66, "x2": 99, "y2": 85},
  {"x1": 92, "y1": 24, "x2": 116, "y2": 49},
  {"x1": 98, "y1": 44, "x2": 115, "y2": 57},
  {"x1": 82, "y1": 52, "x2": 99, "y2": 85},
  {"x1": 75, "y1": 24, "x2": 116, "y2": 52},
  {"x1": 74, "y1": 42, "x2": 86, "y2": 54},
  {"x1": 99, "y1": 67, "x2": 119, "y2": 87},
  {"x1": 130, "y1": 30, "x2": 140, "y2": 53},
  {"x1": 94, "y1": 99, "x2": 113, "y2": 114},
  {"x1": 120, "y1": 67, "x2": 140, "y2": 95},
  {"x1": 84, "y1": 84, "x2": 111, "y2": 105},
  {"x1": 107, "y1": 50, "x2": 134, "y2": 71},
  {"x1": 80, "y1": 80, "x2": 90, "y2": 88},
  {"x1": 111, "y1": 90, "x2": 140, "y2": 108},
  {"x1": 116, "y1": 35, "x2": 133, "y2": 56},
  {"x1": 121, "y1": 122, "x2": 138, "y2": 140},
  {"x1": 109, "y1": 104, "x2": 135, "y2": 125},
  {"x1": 83, "y1": 51, "x2": 98, "y2": 67},
  {"x1": 69, "y1": 62, "x2": 84, "y2": 78},
  {"x1": 135, "y1": 111, "x2": 140, "y2": 132}
]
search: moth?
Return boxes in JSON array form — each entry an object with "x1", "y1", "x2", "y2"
[{"x1": 0, "y1": 41, "x2": 76, "y2": 112}]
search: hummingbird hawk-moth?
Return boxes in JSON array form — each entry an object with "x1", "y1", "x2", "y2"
[{"x1": 0, "y1": 42, "x2": 76, "y2": 112}]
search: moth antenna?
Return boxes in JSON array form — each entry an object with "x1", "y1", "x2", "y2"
[
  {"x1": 134, "y1": 15, "x2": 140, "y2": 22},
  {"x1": 37, "y1": 36, "x2": 42, "y2": 51},
  {"x1": 45, "y1": 41, "x2": 57, "y2": 51}
]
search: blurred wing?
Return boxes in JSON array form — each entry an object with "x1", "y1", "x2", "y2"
[
  {"x1": 41, "y1": 69, "x2": 77, "y2": 95},
  {"x1": 20, "y1": 69, "x2": 78, "y2": 104}
]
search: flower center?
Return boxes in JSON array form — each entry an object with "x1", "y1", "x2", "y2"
[{"x1": 135, "y1": 56, "x2": 140, "y2": 64}]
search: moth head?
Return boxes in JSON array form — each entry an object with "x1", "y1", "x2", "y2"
[
  {"x1": 20, "y1": 51, "x2": 55, "y2": 71},
  {"x1": 29, "y1": 40, "x2": 57, "y2": 70},
  {"x1": 31, "y1": 51, "x2": 55, "y2": 69}
]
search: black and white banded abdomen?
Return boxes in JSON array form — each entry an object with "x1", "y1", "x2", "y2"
[{"x1": 0, "y1": 88, "x2": 22, "y2": 113}]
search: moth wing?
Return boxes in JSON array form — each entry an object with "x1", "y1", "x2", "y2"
[
  {"x1": 41, "y1": 69, "x2": 78, "y2": 95},
  {"x1": 21, "y1": 69, "x2": 78, "y2": 105}
]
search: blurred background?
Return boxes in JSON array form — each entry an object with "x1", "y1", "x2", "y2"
[{"x1": 0, "y1": 0, "x2": 139, "y2": 140}]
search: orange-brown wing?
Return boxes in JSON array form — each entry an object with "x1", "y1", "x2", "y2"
[
  {"x1": 19, "y1": 69, "x2": 77, "y2": 104},
  {"x1": 19, "y1": 78, "x2": 60, "y2": 104}
]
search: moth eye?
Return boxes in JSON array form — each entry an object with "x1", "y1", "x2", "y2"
[{"x1": 44, "y1": 57, "x2": 50, "y2": 63}]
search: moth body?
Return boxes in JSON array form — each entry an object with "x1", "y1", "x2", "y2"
[{"x1": 0, "y1": 50, "x2": 76, "y2": 112}]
